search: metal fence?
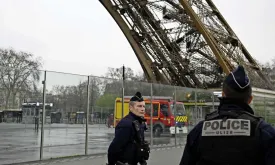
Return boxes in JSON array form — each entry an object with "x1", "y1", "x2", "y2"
[{"x1": 0, "y1": 69, "x2": 274, "y2": 164}]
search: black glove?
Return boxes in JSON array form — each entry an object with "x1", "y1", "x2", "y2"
[{"x1": 139, "y1": 160, "x2": 147, "y2": 165}]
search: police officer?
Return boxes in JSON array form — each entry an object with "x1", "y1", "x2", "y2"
[
  {"x1": 179, "y1": 66, "x2": 275, "y2": 165},
  {"x1": 107, "y1": 92, "x2": 150, "y2": 165}
]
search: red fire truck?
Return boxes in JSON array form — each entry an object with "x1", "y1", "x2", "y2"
[{"x1": 114, "y1": 96, "x2": 188, "y2": 137}]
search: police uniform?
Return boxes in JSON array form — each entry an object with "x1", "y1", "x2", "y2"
[
  {"x1": 179, "y1": 66, "x2": 275, "y2": 165},
  {"x1": 107, "y1": 92, "x2": 150, "y2": 165}
]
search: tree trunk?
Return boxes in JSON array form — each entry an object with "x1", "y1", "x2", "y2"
[
  {"x1": 12, "y1": 92, "x2": 17, "y2": 109},
  {"x1": 4, "y1": 91, "x2": 11, "y2": 109}
]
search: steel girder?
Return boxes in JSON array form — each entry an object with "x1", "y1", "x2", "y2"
[{"x1": 100, "y1": 0, "x2": 274, "y2": 90}]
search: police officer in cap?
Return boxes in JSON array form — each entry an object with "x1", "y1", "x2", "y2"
[
  {"x1": 107, "y1": 92, "x2": 150, "y2": 165},
  {"x1": 179, "y1": 66, "x2": 275, "y2": 165}
]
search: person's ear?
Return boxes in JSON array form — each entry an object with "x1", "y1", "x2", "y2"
[
  {"x1": 129, "y1": 102, "x2": 135, "y2": 111},
  {"x1": 248, "y1": 95, "x2": 253, "y2": 104}
]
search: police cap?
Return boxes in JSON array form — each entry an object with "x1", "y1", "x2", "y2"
[
  {"x1": 130, "y1": 92, "x2": 144, "y2": 102},
  {"x1": 223, "y1": 65, "x2": 251, "y2": 92}
]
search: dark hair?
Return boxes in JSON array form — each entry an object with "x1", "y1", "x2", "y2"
[{"x1": 222, "y1": 83, "x2": 252, "y2": 103}]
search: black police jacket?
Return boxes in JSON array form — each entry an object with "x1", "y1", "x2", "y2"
[
  {"x1": 179, "y1": 98, "x2": 275, "y2": 165},
  {"x1": 108, "y1": 112, "x2": 146, "y2": 165}
]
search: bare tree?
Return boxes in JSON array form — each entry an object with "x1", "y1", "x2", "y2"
[
  {"x1": 272, "y1": 58, "x2": 275, "y2": 68},
  {"x1": 47, "y1": 78, "x2": 102, "y2": 115},
  {"x1": 0, "y1": 48, "x2": 42, "y2": 109},
  {"x1": 105, "y1": 66, "x2": 135, "y2": 80},
  {"x1": 260, "y1": 58, "x2": 275, "y2": 88}
]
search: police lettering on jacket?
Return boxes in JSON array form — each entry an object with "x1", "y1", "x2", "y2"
[{"x1": 202, "y1": 119, "x2": 251, "y2": 136}]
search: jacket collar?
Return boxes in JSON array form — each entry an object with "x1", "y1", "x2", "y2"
[
  {"x1": 218, "y1": 98, "x2": 254, "y2": 114},
  {"x1": 129, "y1": 112, "x2": 146, "y2": 122}
]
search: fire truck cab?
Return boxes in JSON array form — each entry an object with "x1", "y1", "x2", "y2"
[{"x1": 114, "y1": 96, "x2": 188, "y2": 137}]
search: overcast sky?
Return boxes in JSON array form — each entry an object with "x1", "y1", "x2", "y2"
[{"x1": 0, "y1": 0, "x2": 274, "y2": 87}]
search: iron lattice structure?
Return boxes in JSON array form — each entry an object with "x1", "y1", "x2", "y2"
[{"x1": 100, "y1": 0, "x2": 274, "y2": 90}]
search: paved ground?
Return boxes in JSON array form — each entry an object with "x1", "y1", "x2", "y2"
[
  {"x1": 0, "y1": 123, "x2": 187, "y2": 165},
  {"x1": 14, "y1": 146, "x2": 185, "y2": 165},
  {"x1": 0, "y1": 123, "x2": 113, "y2": 164}
]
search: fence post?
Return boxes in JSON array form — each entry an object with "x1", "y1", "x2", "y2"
[
  {"x1": 85, "y1": 76, "x2": 90, "y2": 155},
  {"x1": 212, "y1": 92, "x2": 215, "y2": 112},
  {"x1": 40, "y1": 70, "x2": 47, "y2": 160},
  {"x1": 150, "y1": 83, "x2": 153, "y2": 146},
  {"x1": 101, "y1": 107, "x2": 103, "y2": 124},
  {"x1": 91, "y1": 79, "x2": 94, "y2": 125},
  {"x1": 173, "y1": 85, "x2": 177, "y2": 146},
  {"x1": 194, "y1": 89, "x2": 198, "y2": 125},
  {"x1": 251, "y1": 94, "x2": 254, "y2": 110},
  {"x1": 264, "y1": 97, "x2": 267, "y2": 121},
  {"x1": 122, "y1": 66, "x2": 125, "y2": 118}
]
